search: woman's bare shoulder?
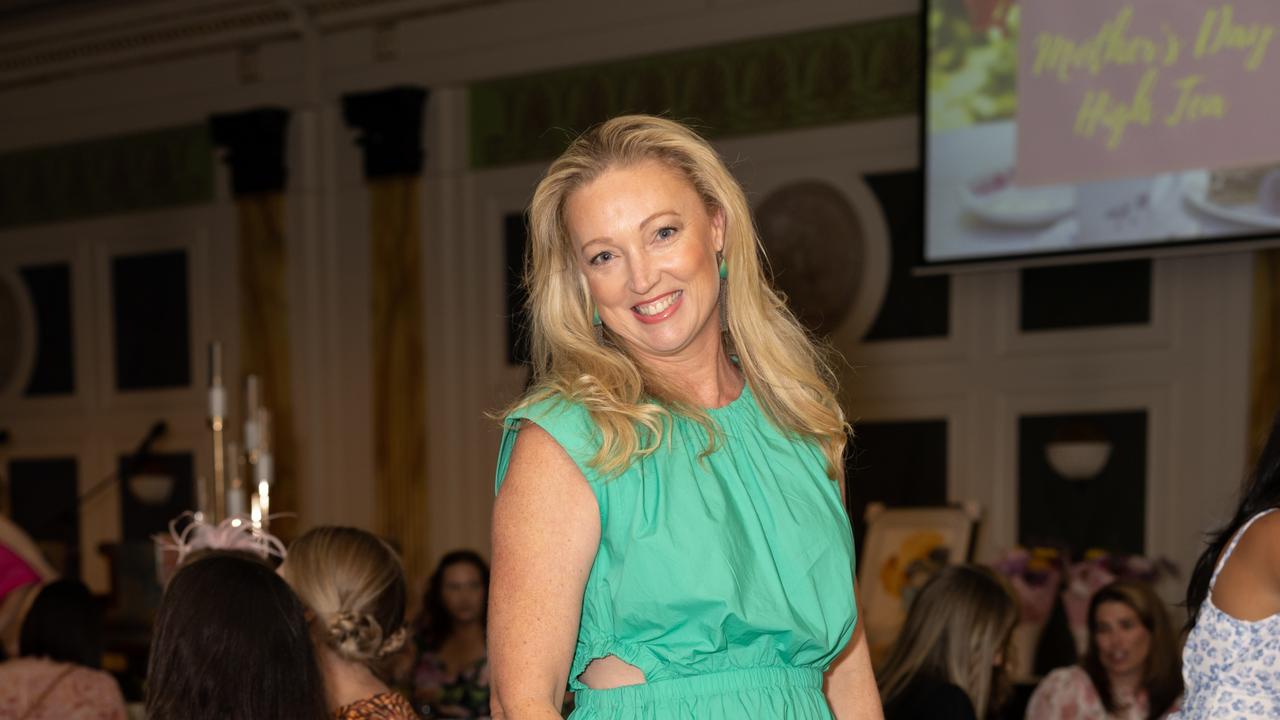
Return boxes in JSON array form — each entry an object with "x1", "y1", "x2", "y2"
[
  {"x1": 1238, "y1": 510, "x2": 1280, "y2": 568},
  {"x1": 505, "y1": 422, "x2": 585, "y2": 482},
  {"x1": 497, "y1": 422, "x2": 596, "y2": 520},
  {"x1": 1213, "y1": 509, "x2": 1280, "y2": 617}
]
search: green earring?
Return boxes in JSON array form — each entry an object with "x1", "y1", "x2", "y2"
[
  {"x1": 591, "y1": 306, "x2": 606, "y2": 344},
  {"x1": 718, "y1": 253, "x2": 729, "y2": 334}
]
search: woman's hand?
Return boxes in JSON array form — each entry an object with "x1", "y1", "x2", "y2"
[{"x1": 489, "y1": 424, "x2": 601, "y2": 719}]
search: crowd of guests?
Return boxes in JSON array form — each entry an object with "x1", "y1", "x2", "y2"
[
  {"x1": 145, "y1": 532, "x2": 494, "y2": 720},
  {"x1": 0, "y1": 524, "x2": 493, "y2": 720},
  {"x1": 0, "y1": 534, "x2": 1204, "y2": 720},
  {"x1": 877, "y1": 567, "x2": 1184, "y2": 720},
  {"x1": 879, "y1": 409, "x2": 1280, "y2": 720},
  {"x1": 0, "y1": 410, "x2": 1275, "y2": 719},
  {"x1": 129, "y1": 399, "x2": 1280, "y2": 720}
]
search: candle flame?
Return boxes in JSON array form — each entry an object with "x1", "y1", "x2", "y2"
[{"x1": 250, "y1": 495, "x2": 262, "y2": 530}]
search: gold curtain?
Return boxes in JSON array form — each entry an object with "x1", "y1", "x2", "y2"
[
  {"x1": 1249, "y1": 248, "x2": 1280, "y2": 462},
  {"x1": 369, "y1": 176, "x2": 429, "y2": 580},
  {"x1": 237, "y1": 192, "x2": 298, "y2": 537}
]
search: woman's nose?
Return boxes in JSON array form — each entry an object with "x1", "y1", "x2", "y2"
[{"x1": 627, "y1": 253, "x2": 659, "y2": 294}]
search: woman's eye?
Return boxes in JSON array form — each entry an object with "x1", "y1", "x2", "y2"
[
  {"x1": 656, "y1": 226, "x2": 678, "y2": 241},
  {"x1": 589, "y1": 251, "x2": 614, "y2": 266}
]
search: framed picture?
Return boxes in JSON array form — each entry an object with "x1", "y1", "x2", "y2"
[{"x1": 857, "y1": 502, "x2": 980, "y2": 665}]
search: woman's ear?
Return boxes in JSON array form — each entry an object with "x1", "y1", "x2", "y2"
[{"x1": 711, "y1": 206, "x2": 726, "y2": 254}]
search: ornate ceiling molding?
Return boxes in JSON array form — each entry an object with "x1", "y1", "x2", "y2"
[
  {"x1": 0, "y1": 0, "x2": 515, "y2": 90},
  {"x1": 469, "y1": 14, "x2": 920, "y2": 168}
]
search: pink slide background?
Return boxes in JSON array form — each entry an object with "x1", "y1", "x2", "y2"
[{"x1": 1017, "y1": 1, "x2": 1280, "y2": 186}]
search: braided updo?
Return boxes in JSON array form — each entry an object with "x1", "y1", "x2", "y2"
[
  {"x1": 282, "y1": 527, "x2": 408, "y2": 666},
  {"x1": 326, "y1": 610, "x2": 409, "y2": 661}
]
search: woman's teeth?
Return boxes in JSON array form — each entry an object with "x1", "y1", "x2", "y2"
[{"x1": 635, "y1": 291, "x2": 681, "y2": 316}]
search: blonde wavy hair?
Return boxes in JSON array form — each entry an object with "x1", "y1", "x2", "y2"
[
  {"x1": 508, "y1": 114, "x2": 848, "y2": 478},
  {"x1": 876, "y1": 565, "x2": 1019, "y2": 718},
  {"x1": 282, "y1": 526, "x2": 409, "y2": 667}
]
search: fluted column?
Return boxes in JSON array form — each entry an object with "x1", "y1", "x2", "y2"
[
  {"x1": 343, "y1": 87, "x2": 431, "y2": 579},
  {"x1": 1249, "y1": 249, "x2": 1280, "y2": 461},
  {"x1": 209, "y1": 108, "x2": 299, "y2": 537}
]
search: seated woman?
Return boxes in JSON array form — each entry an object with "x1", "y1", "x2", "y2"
[
  {"x1": 282, "y1": 526, "x2": 415, "y2": 720},
  {"x1": 878, "y1": 564, "x2": 1019, "y2": 720},
  {"x1": 412, "y1": 550, "x2": 490, "y2": 718},
  {"x1": 146, "y1": 551, "x2": 328, "y2": 720},
  {"x1": 0, "y1": 516, "x2": 58, "y2": 659},
  {"x1": 0, "y1": 580, "x2": 125, "y2": 720},
  {"x1": 1027, "y1": 580, "x2": 1181, "y2": 720}
]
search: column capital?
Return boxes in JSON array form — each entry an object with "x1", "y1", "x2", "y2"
[
  {"x1": 208, "y1": 107, "x2": 290, "y2": 195},
  {"x1": 342, "y1": 86, "x2": 429, "y2": 178}
]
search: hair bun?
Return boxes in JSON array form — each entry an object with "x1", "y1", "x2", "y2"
[
  {"x1": 377, "y1": 625, "x2": 409, "y2": 658},
  {"x1": 327, "y1": 611, "x2": 383, "y2": 661}
]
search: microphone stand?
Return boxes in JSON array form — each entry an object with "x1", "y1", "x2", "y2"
[{"x1": 76, "y1": 421, "x2": 168, "y2": 509}]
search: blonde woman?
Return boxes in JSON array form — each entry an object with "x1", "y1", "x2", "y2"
[
  {"x1": 877, "y1": 565, "x2": 1019, "y2": 720},
  {"x1": 490, "y1": 115, "x2": 881, "y2": 719},
  {"x1": 282, "y1": 526, "x2": 415, "y2": 720}
]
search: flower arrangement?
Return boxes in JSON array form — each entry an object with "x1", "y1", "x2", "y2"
[
  {"x1": 991, "y1": 546, "x2": 1179, "y2": 658},
  {"x1": 991, "y1": 546, "x2": 1065, "y2": 624},
  {"x1": 1069, "y1": 549, "x2": 1178, "y2": 585}
]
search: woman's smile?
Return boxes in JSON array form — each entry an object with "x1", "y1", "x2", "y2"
[{"x1": 632, "y1": 290, "x2": 683, "y2": 322}]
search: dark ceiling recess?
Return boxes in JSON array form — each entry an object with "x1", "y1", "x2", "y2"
[{"x1": 0, "y1": 0, "x2": 152, "y2": 26}]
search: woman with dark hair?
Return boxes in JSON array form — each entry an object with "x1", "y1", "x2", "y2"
[
  {"x1": 1174, "y1": 409, "x2": 1280, "y2": 718},
  {"x1": 146, "y1": 551, "x2": 328, "y2": 720},
  {"x1": 0, "y1": 580, "x2": 125, "y2": 719},
  {"x1": 412, "y1": 550, "x2": 490, "y2": 718},
  {"x1": 1027, "y1": 581, "x2": 1182, "y2": 720}
]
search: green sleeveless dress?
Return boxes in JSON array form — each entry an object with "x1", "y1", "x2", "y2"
[{"x1": 495, "y1": 383, "x2": 857, "y2": 719}]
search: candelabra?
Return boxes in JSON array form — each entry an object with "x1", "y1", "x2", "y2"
[{"x1": 204, "y1": 341, "x2": 275, "y2": 529}]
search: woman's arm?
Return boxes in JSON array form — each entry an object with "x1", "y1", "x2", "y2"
[
  {"x1": 489, "y1": 424, "x2": 601, "y2": 720},
  {"x1": 827, "y1": 477, "x2": 884, "y2": 719},
  {"x1": 824, "y1": 604, "x2": 885, "y2": 720}
]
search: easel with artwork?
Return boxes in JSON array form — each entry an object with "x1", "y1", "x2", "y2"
[{"x1": 857, "y1": 502, "x2": 982, "y2": 666}]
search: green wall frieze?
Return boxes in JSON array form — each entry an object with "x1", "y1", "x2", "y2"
[
  {"x1": 0, "y1": 124, "x2": 214, "y2": 230},
  {"x1": 469, "y1": 14, "x2": 919, "y2": 169}
]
